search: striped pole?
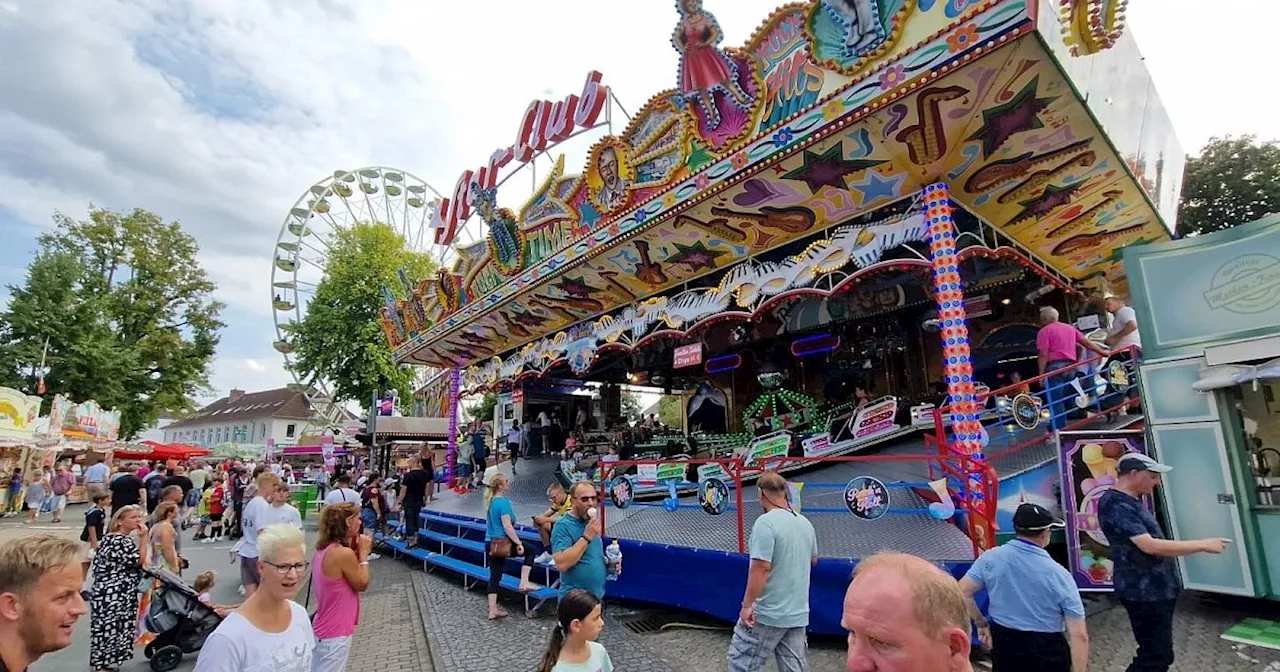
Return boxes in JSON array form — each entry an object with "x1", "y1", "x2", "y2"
[{"x1": 447, "y1": 369, "x2": 460, "y2": 486}]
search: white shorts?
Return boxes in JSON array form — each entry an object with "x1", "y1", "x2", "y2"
[{"x1": 311, "y1": 635, "x2": 353, "y2": 672}]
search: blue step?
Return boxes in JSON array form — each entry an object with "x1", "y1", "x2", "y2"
[
  {"x1": 378, "y1": 535, "x2": 560, "y2": 603},
  {"x1": 408, "y1": 528, "x2": 558, "y2": 570},
  {"x1": 419, "y1": 512, "x2": 542, "y2": 545}
]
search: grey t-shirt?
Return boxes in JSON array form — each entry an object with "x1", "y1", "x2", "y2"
[{"x1": 748, "y1": 508, "x2": 817, "y2": 629}]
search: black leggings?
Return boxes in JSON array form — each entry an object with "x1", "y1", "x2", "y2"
[{"x1": 487, "y1": 542, "x2": 535, "y2": 594}]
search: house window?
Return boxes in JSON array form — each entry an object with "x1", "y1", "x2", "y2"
[{"x1": 286, "y1": 424, "x2": 296, "y2": 439}]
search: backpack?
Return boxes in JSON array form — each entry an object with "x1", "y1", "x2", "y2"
[{"x1": 146, "y1": 475, "x2": 165, "y2": 504}]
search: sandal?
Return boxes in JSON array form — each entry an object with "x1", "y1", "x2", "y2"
[{"x1": 488, "y1": 611, "x2": 509, "y2": 620}]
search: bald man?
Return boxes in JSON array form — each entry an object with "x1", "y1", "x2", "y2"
[{"x1": 842, "y1": 552, "x2": 973, "y2": 672}]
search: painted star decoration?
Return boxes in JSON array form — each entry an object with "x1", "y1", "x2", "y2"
[
  {"x1": 967, "y1": 76, "x2": 1058, "y2": 159},
  {"x1": 781, "y1": 142, "x2": 886, "y2": 194},
  {"x1": 555, "y1": 275, "x2": 595, "y2": 298},
  {"x1": 1009, "y1": 182, "x2": 1081, "y2": 226},
  {"x1": 847, "y1": 169, "x2": 906, "y2": 205},
  {"x1": 665, "y1": 241, "x2": 726, "y2": 271}
]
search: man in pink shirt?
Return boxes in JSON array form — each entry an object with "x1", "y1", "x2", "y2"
[{"x1": 1036, "y1": 306, "x2": 1109, "y2": 430}]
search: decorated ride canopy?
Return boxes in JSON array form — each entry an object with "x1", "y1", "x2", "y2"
[
  {"x1": 48, "y1": 394, "x2": 122, "y2": 442},
  {"x1": 385, "y1": 0, "x2": 1178, "y2": 388}
]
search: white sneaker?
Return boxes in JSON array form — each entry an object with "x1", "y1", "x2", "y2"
[
  {"x1": 534, "y1": 552, "x2": 553, "y2": 565},
  {"x1": 367, "y1": 553, "x2": 381, "y2": 561}
]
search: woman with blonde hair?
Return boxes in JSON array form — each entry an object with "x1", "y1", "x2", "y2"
[
  {"x1": 89, "y1": 504, "x2": 150, "y2": 672},
  {"x1": 151, "y1": 501, "x2": 183, "y2": 574},
  {"x1": 195, "y1": 523, "x2": 314, "y2": 671},
  {"x1": 484, "y1": 472, "x2": 538, "y2": 620},
  {"x1": 309, "y1": 502, "x2": 373, "y2": 672}
]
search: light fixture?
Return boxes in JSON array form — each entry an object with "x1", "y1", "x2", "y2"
[{"x1": 1000, "y1": 298, "x2": 1011, "y2": 305}]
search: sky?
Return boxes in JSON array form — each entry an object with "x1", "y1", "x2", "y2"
[{"x1": 0, "y1": 0, "x2": 1276, "y2": 403}]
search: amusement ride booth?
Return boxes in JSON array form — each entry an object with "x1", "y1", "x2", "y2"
[
  {"x1": 277, "y1": 0, "x2": 1180, "y2": 633},
  {"x1": 1125, "y1": 214, "x2": 1280, "y2": 602}
]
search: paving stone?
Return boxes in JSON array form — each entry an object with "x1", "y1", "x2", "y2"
[{"x1": 348, "y1": 556, "x2": 434, "y2": 672}]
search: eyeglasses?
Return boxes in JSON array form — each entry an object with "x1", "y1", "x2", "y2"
[
  {"x1": 576, "y1": 496, "x2": 598, "y2": 502},
  {"x1": 262, "y1": 560, "x2": 308, "y2": 576}
]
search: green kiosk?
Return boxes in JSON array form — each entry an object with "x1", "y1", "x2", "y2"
[{"x1": 1125, "y1": 213, "x2": 1280, "y2": 600}]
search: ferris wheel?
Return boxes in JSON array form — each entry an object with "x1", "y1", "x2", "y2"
[{"x1": 269, "y1": 166, "x2": 487, "y2": 433}]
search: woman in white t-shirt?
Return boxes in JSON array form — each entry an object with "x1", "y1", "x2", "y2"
[{"x1": 194, "y1": 523, "x2": 314, "y2": 672}]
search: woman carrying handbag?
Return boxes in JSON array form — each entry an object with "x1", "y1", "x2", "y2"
[{"x1": 483, "y1": 473, "x2": 539, "y2": 620}]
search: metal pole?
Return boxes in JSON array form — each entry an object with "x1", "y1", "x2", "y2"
[{"x1": 733, "y1": 459, "x2": 745, "y2": 554}]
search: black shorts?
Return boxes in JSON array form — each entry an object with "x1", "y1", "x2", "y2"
[{"x1": 210, "y1": 512, "x2": 223, "y2": 523}]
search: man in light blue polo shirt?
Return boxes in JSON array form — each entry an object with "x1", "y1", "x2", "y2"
[
  {"x1": 729, "y1": 472, "x2": 817, "y2": 672},
  {"x1": 551, "y1": 481, "x2": 607, "y2": 599},
  {"x1": 960, "y1": 503, "x2": 1088, "y2": 672}
]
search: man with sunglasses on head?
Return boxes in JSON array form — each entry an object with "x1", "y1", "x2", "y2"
[
  {"x1": 551, "y1": 481, "x2": 607, "y2": 599},
  {"x1": 729, "y1": 472, "x2": 817, "y2": 672}
]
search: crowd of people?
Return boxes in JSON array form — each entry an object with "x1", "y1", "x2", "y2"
[{"x1": 0, "y1": 392, "x2": 1236, "y2": 672}]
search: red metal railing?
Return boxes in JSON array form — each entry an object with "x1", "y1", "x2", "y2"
[
  {"x1": 925, "y1": 345, "x2": 1141, "y2": 550},
  {"x1": 598, "y1": 452, "x2": 984, "y2": 556}
]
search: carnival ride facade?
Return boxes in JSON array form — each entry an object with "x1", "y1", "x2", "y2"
[{"x1": 341, "y1": 0, "x2": 1171, "y2": 632}]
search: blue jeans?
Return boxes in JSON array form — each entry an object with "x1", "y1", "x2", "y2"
[
  {"x1": 361, "y1": 508, "x2": 378, "y2": 534},
  {"x1": 1043, "y1": 360, "x2": 1077, "y2": 431},
  {"x1": 728, "y1": 620, "x2": 809, "y2": 672}
]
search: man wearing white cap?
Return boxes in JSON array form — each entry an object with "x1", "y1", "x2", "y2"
[
  {"x1": 1098, "y1": 453, "x2": 1230, "y2": 672},
  {"x1": 960, "y1": 502, "x2": 1087, "y2": 671}
]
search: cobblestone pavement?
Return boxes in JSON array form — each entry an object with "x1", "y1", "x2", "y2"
[{"x1": 348, "y1": 556, "x2": 435, "y2": 672}]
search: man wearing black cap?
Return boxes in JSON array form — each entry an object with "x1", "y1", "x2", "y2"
[
  {"x1": 1099, "y1": 453, "x2": 1230, "y2": 672},
  {"x1": 959, "y1": 503, "x2": 1088, "y2": 672}
]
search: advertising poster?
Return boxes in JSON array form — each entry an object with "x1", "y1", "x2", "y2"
[
  {"x1": 320, "y1": 435, "x2": 335, "y2": 473},
  {"x1": 1059, "y1": 429, "x2": 1151, "y2": 590}
]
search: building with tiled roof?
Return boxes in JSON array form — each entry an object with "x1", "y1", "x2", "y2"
[{"x1": 162, "y1": 387, "x2": 317, "y2": 447}]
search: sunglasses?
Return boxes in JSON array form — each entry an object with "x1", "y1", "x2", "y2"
[{"x1": 576, "y1": 495, "x2": 598, "y2": 502}]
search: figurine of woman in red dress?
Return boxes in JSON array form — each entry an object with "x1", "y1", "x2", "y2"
[{"x1": 672, "y1": 0, "x2": 753, "y2": 130}]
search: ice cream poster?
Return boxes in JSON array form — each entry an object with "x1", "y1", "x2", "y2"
[{"x1": 1058, "y1": 429, "x2": 1151, "y2": 591}]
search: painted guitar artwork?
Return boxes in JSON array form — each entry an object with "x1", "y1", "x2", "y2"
[
  {"x1": 709, "y1": 205, "x2": 816, "y2": 234},
  {"x1": 633, "y1": 241, "x2": 669, "y2": 287}
]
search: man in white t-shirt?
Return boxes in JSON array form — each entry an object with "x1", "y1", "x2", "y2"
[
  {"x1": 237, "y1": 472, "x2": 281, "y2": 597},
  {"x1": 262, "y1": 482, "x2": 303, "y2": 530},
  {"x1": 1103, "y1": 295, "x2": 1142, "y2": 353},
  {"x1": 322, "y1": 473, "x2": 361, "y2": 506}
]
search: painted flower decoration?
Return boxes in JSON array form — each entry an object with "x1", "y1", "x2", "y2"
[
  {"x1": 946, "y1": 23, "x2": 979, "y2": 53},
  {"x1": 878, "y1": 64, "x2": 906, "y2": 89},
  {"x1": 822, "y1": 99, "x2": 844, "y2": 121},
  {"x1": 635, "y1": 206, "x2": 649, "y2": 224},
  {"x1": 772, "y1": 128, "x2": 794, "y2": 148},
  {"x1": 694, "y1": 173, "x2": 710, "y2": 190},
  {"x1": 662, "y1": 192, "x2": 678, "y2": 208},
  {"x1": 730, "y1": 152, "x2": 749, "y2": 170}
]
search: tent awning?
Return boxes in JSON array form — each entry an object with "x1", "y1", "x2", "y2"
[{"x1": 113, "y1": 440, "x2": 211, "y2": 462}]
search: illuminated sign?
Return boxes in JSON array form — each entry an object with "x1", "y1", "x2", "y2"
[
  {"x1": 673, "y1": 343, "x2": 703, "y2": 369},
  {"x1": 434, "y1": 72, "x2": 610, "y2": 244}
]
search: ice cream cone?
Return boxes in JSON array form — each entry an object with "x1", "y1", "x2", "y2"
[{"x1": 1081, "y1": 443, "x2": 1107, "y2": 479}]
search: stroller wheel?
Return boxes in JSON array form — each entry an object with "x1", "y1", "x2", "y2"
[
  {"x1": 150, "y1": 645, "x2": 183, "y2": 672},
  {"x1": 143, "y1": 639, "x2": 159, "y2": 659}
]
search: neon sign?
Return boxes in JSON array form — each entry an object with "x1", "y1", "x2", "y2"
[{"x1": 434, "y1": 71, "x2": 611, "y2": 245}]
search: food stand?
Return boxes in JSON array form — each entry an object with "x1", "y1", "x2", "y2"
[
  {"x1": 1126, "y1": 213, "x2": 1280, "y2": 598},
  {"x1": 0, "y1": 386, "x2": 48, "y2": 514}
]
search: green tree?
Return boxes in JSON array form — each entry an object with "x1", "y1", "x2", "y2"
[
  {"x1": 658, "y1": 396, "x2": 684, "y2": 429},
  {"x1": 0, "y1": 207, "x2": 224, "y2": 437},
  {"x1": 621, "y1": 391, "x2": 642, "y2": 421},
  {"x1": 1177, "y1": 135, "x2": 1280, "y2": 237},
  {"x1": 291, "y1": 223, "x2": 435, "y2": 414},
  {"x1": 465, "y1": 392, "x2": 497, "y2": 423}
]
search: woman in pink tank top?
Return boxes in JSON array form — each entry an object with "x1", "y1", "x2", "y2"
[{"x1": 310, "y1": 502, "x2": 371, "y2": 672}]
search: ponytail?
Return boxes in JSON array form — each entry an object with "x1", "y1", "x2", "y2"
[
  {"x1": 483, "y1": 474, "x2": 506, "y2": 510},
  {"x1": 536, "y1": 589, "x2": 601, "y2": 672},
  {"x1": 534, "y1": 623, "x2": 566, "y2": 672}
]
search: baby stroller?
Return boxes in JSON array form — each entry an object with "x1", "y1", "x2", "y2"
[{"x1": 140, "y1": 568, "x2": 223, "y2": 671}]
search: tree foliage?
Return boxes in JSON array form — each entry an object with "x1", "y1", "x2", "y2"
[
  {"x1": 658, "y1": 396, "x2": 684, "y2": 429},
  {"x1": 0, "y1": 207, "x2": 224, "y2": 438},
  {"x1": 290, "y1": 223, "x2": 435, "y2": 413},
  {"x1": 620, "y1": 391, "x2": 642, "y2": 421},
  {"x1": 465, "y1": 392, "x2": 497, "y2": 423},
  {"x1": 1177, "y1": 136, "x2": 1280, "y2": 237}
]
